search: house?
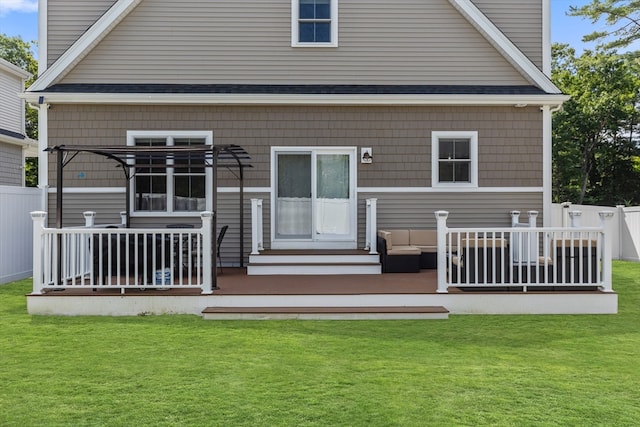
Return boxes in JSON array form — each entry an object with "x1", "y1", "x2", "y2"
[
  {"x1": 0, "y1": 58, "x2": 37, "y2": 186},
  {"x1": 0, "y1": 58, "x2": 40, "y2": 284},
  {"x1": 21, "y1": 0, "x2": 618, "y2": 316}
]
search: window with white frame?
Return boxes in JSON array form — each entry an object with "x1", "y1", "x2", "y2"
[
  {"x1": 431, "y1": 131, "x2": 478, "y2": 187},
  {"x1": 292, "y1": 0, "x2": 338, "y2": 47},
  {"x1": 127, "y1": 131, "x2": 213, "y2": 215}
]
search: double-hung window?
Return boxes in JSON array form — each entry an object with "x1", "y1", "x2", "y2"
[
  {"x1": 431, "y1": 131, "x2": 478, "y2": 188},
  {"x1": 292, "y1": 0, "x2": 338, "y2": 47},
  {"x1": 127, "y1": 131, "x2": 213, "y2": 215}
]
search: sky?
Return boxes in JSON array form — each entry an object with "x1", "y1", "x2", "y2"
[{"x1": 0, "y1": 0, "x2": 618, "y2": 60}]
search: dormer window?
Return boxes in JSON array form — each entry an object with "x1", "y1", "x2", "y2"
[{"x1": 292, "y1": 0, "x2": 338, "y2": 47}]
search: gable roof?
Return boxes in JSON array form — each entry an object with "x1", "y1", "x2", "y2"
[
  {"x1": 27, "y1": 0, "x2": 562, "y2": 100},
  {"x1": 0, "y1": 58, "x2": 32, "y2": 80}
]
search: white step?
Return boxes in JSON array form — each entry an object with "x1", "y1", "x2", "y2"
[
  {"x1": 249, "y1": 253, "x2": 380, "y2": 265},
  {"x1": 202, "y1": 306, "x2": 449, "y2": 320},
  {"x1": 247, "y1": 262, "x2": 381, "y2": 275}
]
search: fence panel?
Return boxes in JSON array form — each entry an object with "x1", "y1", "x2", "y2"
[
  {"x1": 552, "y1": 203, "x2": 640, "y2": 261},
  {"x1": 0, "y1": 186, "x2": 41, "y2": 284}
]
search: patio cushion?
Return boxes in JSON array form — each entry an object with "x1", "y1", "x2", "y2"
[
  {"x1": 387, "y1": 229, "x2": 410, "y2": 246},
  {"x1": 410, "y1": 229, "x2": 437, "y2": 253},
  {"x1": 387, "y1": 246, "x2": 421, "y2": 256}
]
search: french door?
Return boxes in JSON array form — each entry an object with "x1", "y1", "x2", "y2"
[{"x1": 272, "y1": 147, "x2": 357, "y2": 249}]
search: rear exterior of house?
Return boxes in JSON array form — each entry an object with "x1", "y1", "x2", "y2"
[{"x1": 25, "y1": 0, "x2": 567, "y2": 266}]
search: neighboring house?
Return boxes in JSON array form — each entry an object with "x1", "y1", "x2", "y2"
[
  {"x1": 0, "y1": 58, "x2": 37, "y2": 185},
  {"x1": 24, "y1": 0, "x2": 568, "y2": 266},
  {"x1": 0, "y1": 58, "x2": 40, "y2": 284}
]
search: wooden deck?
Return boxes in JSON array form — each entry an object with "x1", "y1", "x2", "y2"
[
  {"x1": 36, "y1": 268, "x2": 439, "y2": 296},
  {"x1": 26, "y1": 268, "x2": 618, "y2": 317}
]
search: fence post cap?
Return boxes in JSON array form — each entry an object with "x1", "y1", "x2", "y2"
[
  {"x1": 434, "y1": 210, "x2": 449, "y2": 219},
  {"x1": 30, "y1": 211, "x2": 47, "y2": 219},
  {"x1": 200, "y1": 211, "x2": 215, "y2": 219},
  {"x1": 598, "y1": 211, "x2": 615, "y2": 219}
]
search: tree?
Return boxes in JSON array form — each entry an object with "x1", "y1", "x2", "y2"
[
  {"x1": 1, "y1": 34, "x2": 39, "y2": 186},
  {"x1": 552, "y1": 44, "x2": 640, "y2": 205},
  {"x1": 569, "y1": 0, "x2": 640, "y2": 50}
]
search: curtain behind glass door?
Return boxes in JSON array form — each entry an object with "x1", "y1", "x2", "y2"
[
  {"x1": 316, "y1": 154, "x2": 350, "y2": 235},
  {"x1": 276, "y1": 153, "x2": 312, "y2": 238}
]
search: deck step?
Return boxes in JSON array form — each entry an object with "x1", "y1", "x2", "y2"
[
  {"x1": 247, "y1": 250, "x2": 381, "y2": 275},
  {"x1": 201, "y1": 305, "x2": 449, "y2": 320},
  {"x1": 247, "y1": 262, "x2": 381, "y2": 275}
]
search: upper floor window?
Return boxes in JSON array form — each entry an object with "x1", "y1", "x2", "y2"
[
  {"x1": 292, "y1": 0, "x2": 338, "y2": 47},
  {"x1": 127, "y1": 131, "x2": 213, "y2": 215},
  {"x1": 431, "y1": 131, "x2": 478, "y2": 188}
]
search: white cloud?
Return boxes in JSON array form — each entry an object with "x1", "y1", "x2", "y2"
[{"x1": 0, "y1": 0, "x2": 38, "y2": 16}]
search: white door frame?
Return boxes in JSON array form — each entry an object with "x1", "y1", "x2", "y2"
[{"x1": 270, "y1": 146, "x2": 358, "y2": 250}]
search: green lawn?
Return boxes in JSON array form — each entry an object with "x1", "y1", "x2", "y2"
[{"x1": 1, "y1": 261, "x2": 639, "y2": 426}]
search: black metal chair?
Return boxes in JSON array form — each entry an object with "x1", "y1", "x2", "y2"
[{"x1": 217, "y1": 225, "x2": 229, "y2": 274}]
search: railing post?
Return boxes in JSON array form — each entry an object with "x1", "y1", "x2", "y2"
[
  {"x1": 528, "y1": 211, "x2": 539, "y2": 262},
  {"x1": 365, "y1": 198, "x2": 378, "y2": 254},
  {"x1": 568, "y1": 210, "x2": 582, "y2": 228},
  {"x1": 561, "y1": 201, "x2": 572, "y2": 228},
  {"x1": 599, "y1": 211, "x2": 615, "y2": 292},
  {"x1": 510, "y1": 210, "x2": 520, "y2": 226},
  {"x1": 200, "y1": 211, "x2": 214, "y2": 294},
  {"x1": 31, "y1": 211, "x2": 47, "y2": 295},
  {"x1": 83, "y1": 211, "x2": 96, "y2": 227},
  {"x1": 251, "y1": 199, "x2": 263, "y2": 255},
  {"x1": 435, "y1": 210, "x2": 449, "y2": 293}
]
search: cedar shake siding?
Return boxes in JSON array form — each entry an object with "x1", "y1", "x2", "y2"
[
  {"x1": 57, "y1": 0, "x2": 534, "y2": 86},
  {"x1": 47, "y1": 104, "x2": 543, "y2": 189}
]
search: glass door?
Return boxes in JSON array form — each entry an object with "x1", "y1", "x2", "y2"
[{"x1": 273, "y1": 148, "x2": 356, "y2": 249}]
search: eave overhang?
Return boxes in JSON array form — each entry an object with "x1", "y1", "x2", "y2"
[{"x1": 21, "y1": 92, "x2": 569, "y2": 107}]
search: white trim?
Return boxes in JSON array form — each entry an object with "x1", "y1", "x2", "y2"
[
  {"x1": 271, "y1": 146, "x2": 357, "y2": 249},
  {"x1": 21, "y1": 92, "x2": 570, "y2": 106},
  {"x1": 356, "y1": 187, "x2": 544, "y2": 193},
  {"x1": 47, "y1": 187, "x2": 126, "y2": 193},
  {"x1": 431, "y1": 131, "x2": 478, "y2": 189},
  {"x1": 28, "y1": 0, "x2": 143, "y2": 92},
  {"x1": 542, "y1": 0, "x2": 551, "y2": 76},
  {"x1": 126, "y1": 130, "x2": 213, "y2": 216},
  {"x1": 38, "y1": 0, "x2": 48, "y2": 75},
  {"x1": 218, "y1": 187, "x2": 271, "y2": 193},
  {"x1": 37, "y1": 103, "x2": 48, "y2": 189},
  {"x1": 542, "y1": 105, "x2": 552, "y2": 226},
  {"x1": 0, "y1": 58, "x2": 31, "y2": 79},
  {"x1": 44, "y1": 186, "x2": 544, "y2": 194},
  {"x1": 448, "y1": 0, "x2": 561, "y2": 94},
  {"x1": 291, "y1": 0, "x2": 338, "y2": 48},
  {"x1": 0, "y1": 134, "x2": 37, "y2": 150}
]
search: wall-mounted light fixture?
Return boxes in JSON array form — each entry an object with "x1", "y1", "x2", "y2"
[{"x1": 361, "y1": 147, "x2": 373, "y2": 164}]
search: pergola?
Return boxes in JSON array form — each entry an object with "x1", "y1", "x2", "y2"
[{"x1": 45, "y1": 144, "x2": 252, "y2": 285}]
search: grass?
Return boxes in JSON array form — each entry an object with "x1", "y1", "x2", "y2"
[{"x1": 1, "y1": 261, "x2": 639, "y2": 426}]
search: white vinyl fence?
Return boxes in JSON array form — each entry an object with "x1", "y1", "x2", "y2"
[
  {"x1": 552, "y1": 203, "x2": 640, "y2": 262},
  {"x1": 0, "y1": 186, "x2": 41, "y2": 284}
]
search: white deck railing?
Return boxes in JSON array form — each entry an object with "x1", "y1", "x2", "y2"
[
  {"x1": 31, "y1": 211, "x2": 214, "y2": 294},
  {"x1": 250, "y1": 197, "x2": 379, "y2": 254},
  {"x1": 435, "y1": 210, "x2": 615, "y2": 293}
]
